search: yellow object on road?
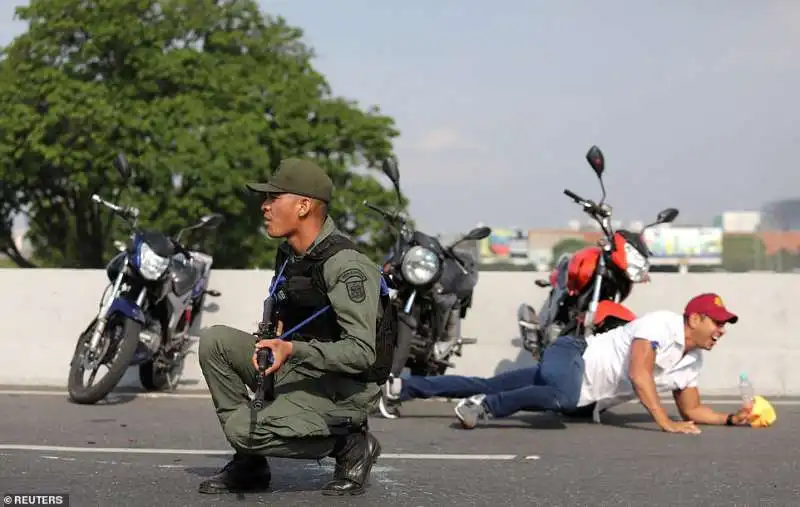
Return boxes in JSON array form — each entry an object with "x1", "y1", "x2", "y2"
[{"x1": 748, "y1": 395, "x2": 776, "y2": 428}]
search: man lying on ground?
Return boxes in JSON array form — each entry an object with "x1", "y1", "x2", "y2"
[{"x1": 381, "y1": 293, "x2": 755, "y2": 433}]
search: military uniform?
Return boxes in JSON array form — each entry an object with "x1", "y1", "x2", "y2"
[{"x1": 197, "y1": 158, "x2": 384, "y2": 496}]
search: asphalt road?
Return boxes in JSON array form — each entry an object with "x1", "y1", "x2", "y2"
[{"x1": 0, "y1": 391, "x2": 798, "y2": 506}]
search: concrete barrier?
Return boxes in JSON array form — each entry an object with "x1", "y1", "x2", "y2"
[{"x1": 1, "y1": 269, "x2": 798, "y2": 396}]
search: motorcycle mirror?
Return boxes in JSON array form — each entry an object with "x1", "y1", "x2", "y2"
[
  {"x1": 463, "y1": 226, "x2": 492, "y2": 241},
  {"x1": 656, "y1": 207, "x2": 679, "y2": 224},
  {"x1": 199, "y1": 213, "x2": 224, "y2": 228},
  {"x1": 381, "y1": 157, "x2": 402, "y2": 202},
  {"x1": 114, "y1": 152, "x2": 130, "y2": 180},
  {"x1": 641, "y1": 207, "x2": 679, "y2": 232},
  {"x1": 381, "y1": 157, "x2": 400, "y2": 186},
  {"x1": 586, "y1": 145, "x2": 604, "y2": 178},
  {"x1": 585, "y1": 145, "x2": 608, "y2": 205}
]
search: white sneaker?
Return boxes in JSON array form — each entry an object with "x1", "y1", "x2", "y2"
[
  {"x1": 454, "y1": 394, "x2": 489, "y2": 429},
  {"x1": 382, "y1": 376, "x2": 403, "y2": 401},
  {"x1": 378, "y1": 396, "x2": 399, "y2": 419},
  {"x1": 378, "y1": 377, "x2": 403, "y2": 419}
]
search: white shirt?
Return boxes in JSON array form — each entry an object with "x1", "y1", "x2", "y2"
[{"x1": 577, "y1": 310, "x2": 704, "y2": 412}]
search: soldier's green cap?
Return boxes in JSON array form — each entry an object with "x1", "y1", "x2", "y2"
[{"x1": 246, "y1": 158, "x2": 333, "y2": 203}]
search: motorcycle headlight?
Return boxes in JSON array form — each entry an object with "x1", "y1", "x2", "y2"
[
  {"x1": 137, "y1": 241, "x2": 170, "y2": 281},
  {"x1": 401, "y1": 245, "x2": 440, "y2": 286},
  {"x1": 624, "y1": 242, "x2": 649, "y2": 282}
]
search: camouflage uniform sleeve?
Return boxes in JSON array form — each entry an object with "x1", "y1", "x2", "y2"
[{"x1": 290, "y1": 249, "x2": 379, "y2": 374}]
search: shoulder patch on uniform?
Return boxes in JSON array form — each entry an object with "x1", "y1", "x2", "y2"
[{"x1": 338, "y1": 267, "x2": 367, "y2": 303}]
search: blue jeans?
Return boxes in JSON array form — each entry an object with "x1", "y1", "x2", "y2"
[{"x1": 399, "y1": 335, "x2": 587, "y2": 418}]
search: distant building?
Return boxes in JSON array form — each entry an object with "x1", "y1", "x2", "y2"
[
  {"x1": 712, "y1": 211, "x2": 761, "y2": 233},
  {"x1": 756, "y1": 231, "x2": 800, "y2": 255},
  {"x1": 760, "y1": 199, "x2": 800, "y2": 231}
]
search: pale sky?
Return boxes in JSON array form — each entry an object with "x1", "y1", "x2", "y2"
[{"x1": 3, "y1": 1, "x2": 799, "y2": 234}]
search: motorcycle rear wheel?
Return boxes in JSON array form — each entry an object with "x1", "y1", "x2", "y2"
[{"x1": 67, "y1": 315, "x2": 142, "y2": 405}]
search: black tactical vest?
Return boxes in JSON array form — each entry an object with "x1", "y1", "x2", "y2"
[
  {"x1": 274, "y1": 234, "x2": 350, "y2": 343},
  {"x1": 273, "y1": 232, "x2": 398, "y2": 384}
]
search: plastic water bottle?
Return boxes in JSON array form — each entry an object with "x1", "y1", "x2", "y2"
[{"x1": 738, "y1": 372, "x2": 754, "y2": 409}]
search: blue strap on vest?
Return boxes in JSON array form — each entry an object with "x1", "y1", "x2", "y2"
[{"x1": 379, "y1": 269, "x2": 390, "y2": 295}]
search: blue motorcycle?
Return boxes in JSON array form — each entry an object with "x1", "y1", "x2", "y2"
[{"x1": 67, "y1": 153, "x2": 223, "y2": 404}]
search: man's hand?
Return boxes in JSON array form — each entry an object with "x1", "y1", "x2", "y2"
[
  {"x1": 673, "y1": 387, "x2": 756, "y2": 427},
  {"x1": 660, "y1": 419, "x2": 702, "y2": 434},
  {"x1": 252, "y1": 339, "x2": 294, "y2": 375},
  {"x1": 730, "y1": 404, "x2": 755, "y2": 425}
]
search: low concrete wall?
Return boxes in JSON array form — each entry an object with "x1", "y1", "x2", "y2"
[{"x1": 1, "y1": 269, "x2": 798, "y2": 395}]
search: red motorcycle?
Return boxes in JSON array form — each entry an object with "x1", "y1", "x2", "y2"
[{"x1": 517, "y1": 145, "x2": 678, "y2": 359}]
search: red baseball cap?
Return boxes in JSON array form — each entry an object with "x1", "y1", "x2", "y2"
[{"x1": 684, "y1": 293, "x2": 738, "y2": 324}]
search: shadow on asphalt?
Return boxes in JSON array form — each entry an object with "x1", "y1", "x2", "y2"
[
  {"x1": 183, "y1": 462, "x2": 340, "y2": 495},
  {"x1": 435, "y1": 411, "x2": 660, "y2": 431}
]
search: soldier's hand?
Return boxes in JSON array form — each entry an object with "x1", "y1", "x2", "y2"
[{"x1": 252, "y1": 339, "x2": 294, "y2": 375}]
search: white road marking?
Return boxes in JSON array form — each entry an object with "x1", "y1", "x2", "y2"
[
  {"x1": 0, "y1": 445, "x2": 229, "y2": 455},
  {"x1": 381, "y1": 453, "x2": 517, "y2": 460},
  {"x1": 0, "y1": 390, "x2": 211, "y2": 399},
  {"x1": 525, "y1": 455, "x2": 541, "y2": 460},
  {"x1": 0, "y1": 390, "x2": 798, "y2": 405},
  {"x1": 0, "y1": 444, "x2": 518, "y2": 460}
]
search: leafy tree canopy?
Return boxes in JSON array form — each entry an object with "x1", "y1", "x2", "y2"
[{"x1": 0, "y1": 0, "x2": 409, "y2": 269}]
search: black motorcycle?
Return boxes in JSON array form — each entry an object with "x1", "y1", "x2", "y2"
[
  {"x1": 364, "y1": 158, "x2": 491, "y2": 418},
  {"x1": 67, "y1": 153, "x2": 224, "y2": 405}
]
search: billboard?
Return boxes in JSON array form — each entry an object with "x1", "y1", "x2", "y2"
[
  {"x1": 642, "y1": 227, "x2": 723, "y2": 265},
  {"x1": 479, "y1": 228, "x2": 531, "y2": 265}
]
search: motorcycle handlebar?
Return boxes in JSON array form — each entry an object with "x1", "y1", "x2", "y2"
[
  {"x1": 563, "y1": 188, "x2": 611, "y2": 225},
  {"x1": 364, "y1": 201, "x2": 386, "y2": 215},
  {"x1": 364, "y1": 200, "x2": 404, "y2": 223},
  {"x1": 91, "y1": 194, "x2": 140, "y2": 219},
  {"x1": 563, "y1": 189, "x2": 583, "y2": 202}
]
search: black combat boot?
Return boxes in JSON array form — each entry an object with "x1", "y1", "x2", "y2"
[
  {"x1": 198, "y1": 453, "x2": 271, "y2": 494},
  {"x1": 321, "y1": 428, "x2": 382, "y2": 496}
]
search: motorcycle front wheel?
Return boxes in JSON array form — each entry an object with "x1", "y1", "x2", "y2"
[{"x1": 67, "y1": 314, "x2": 142, "y2": 405}]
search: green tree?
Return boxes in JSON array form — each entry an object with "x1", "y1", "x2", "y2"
[
  {"x1": 0, "y1": 0, "x2": 406, "y2": 269},
  {"x1": 551, "y1": 238, "x2": 590, "y2": 268},
  {"x1": 768, "y1": 248, "x2": 800, "y2": 272},
  {"x1": 721, "y1": 234, "x2": 766, "y2": 272},
  {"x1": 0, "y1": 155, "x2": 32, "y2": 267}
]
